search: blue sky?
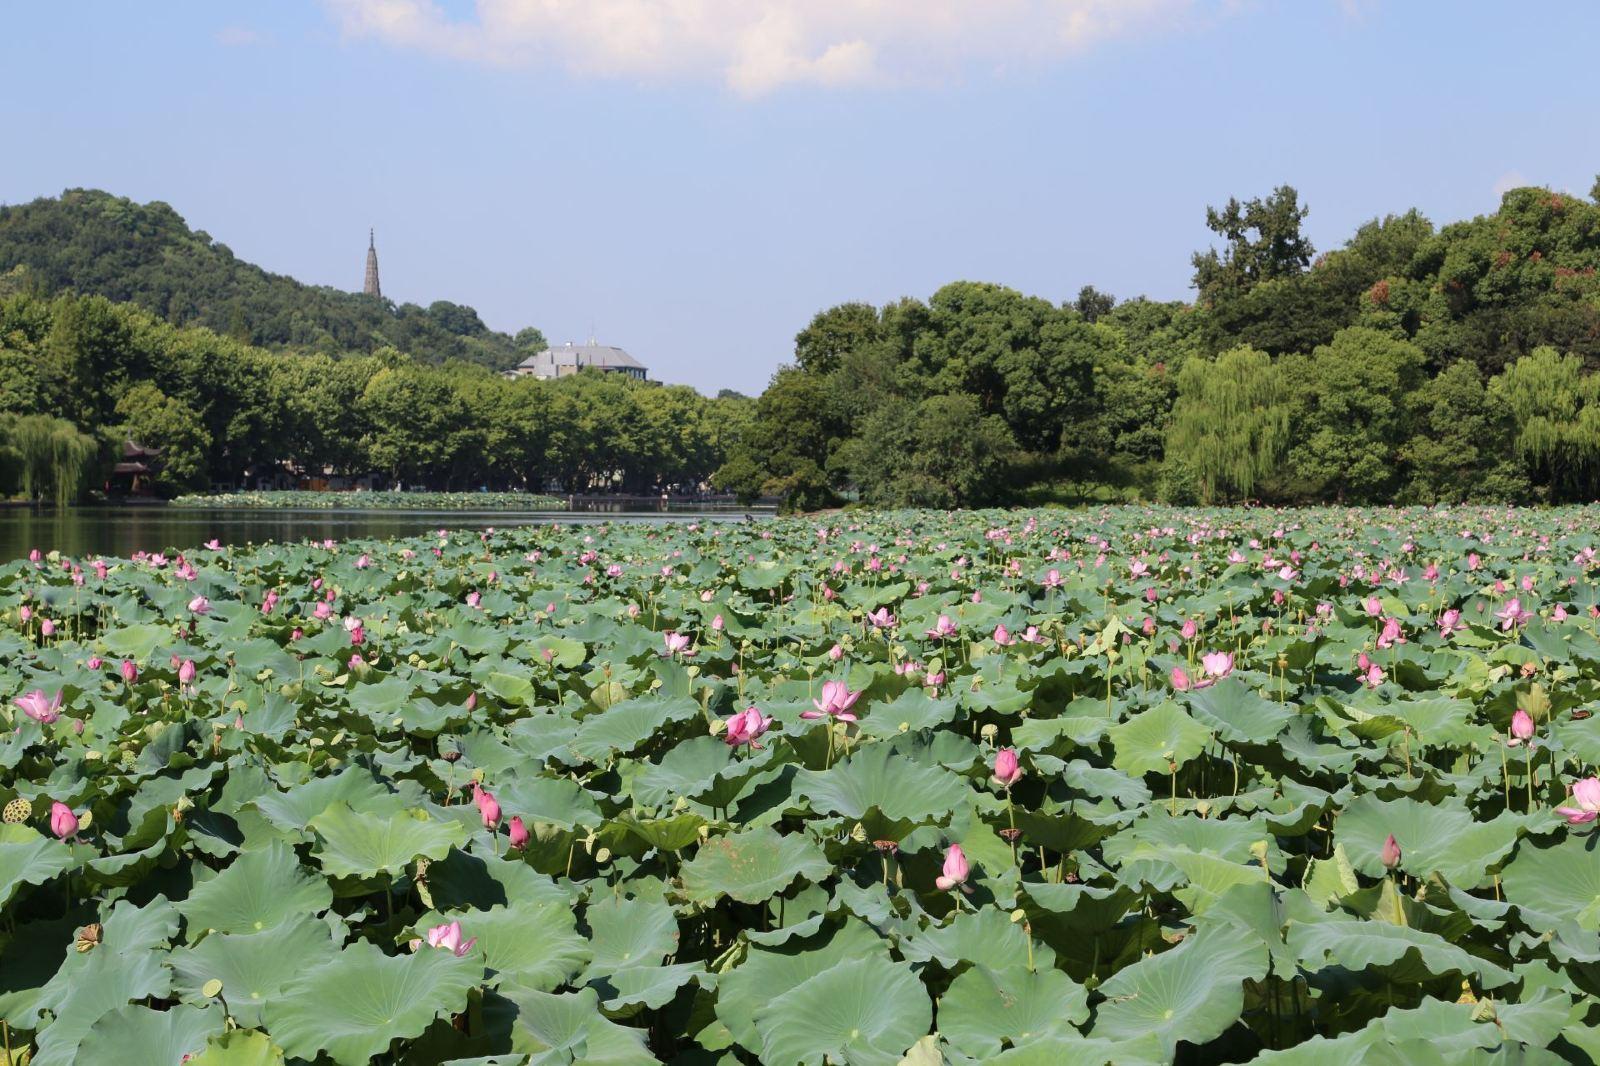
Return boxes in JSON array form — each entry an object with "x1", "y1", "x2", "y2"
[{"x1": 4, "y1": 1, "x2": 1598, "y2": 394}]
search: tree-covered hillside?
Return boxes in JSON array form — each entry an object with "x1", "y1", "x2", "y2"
[{"x1": 0, "y1": 189, "x2": 542, "y2": 371}]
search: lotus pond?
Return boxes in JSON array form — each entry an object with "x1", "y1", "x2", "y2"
[{"x1": 5, "y1": 507, "x2": 1600, "y2": 1064}]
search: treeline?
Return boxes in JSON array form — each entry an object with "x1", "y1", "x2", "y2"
[
  {"x1": 0, "y1": 189, "x2": 543, "y2": 372},
  {"x1": 0, "y1": 291, "x2": 748, "y2": 500},
  {"x1": 715, "y1": 182, "x2": 1600, "y2": 507}
]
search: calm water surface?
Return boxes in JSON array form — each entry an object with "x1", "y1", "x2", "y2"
[{"x1": 0, "y1": 505, "x2": 769, "y2": 563}]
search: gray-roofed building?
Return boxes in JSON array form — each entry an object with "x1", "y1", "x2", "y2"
[{"x1": 508, "y1": 340, "x2": 648, "y2": 381}]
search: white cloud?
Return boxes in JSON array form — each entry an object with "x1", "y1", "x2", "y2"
[{"x1": 319, "y1": 0, "x2": 1214, "y2": 94}]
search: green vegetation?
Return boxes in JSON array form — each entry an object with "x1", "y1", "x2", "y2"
[
  {"x1": 719, "y1": 183, "x2": 1600, "y2": 508},
  {"x1": 0, "y1": 290, "x2": 748, "y2": 500},
  {"x1": 5, "y1": 506, "x2": 1600, "y2": 1061},
  {"x1": 0, "y1": 189, "x2": 541, "y2": 371},
  {"x1": 171, "y1": 490, "x2": 565, "y2": 510}
]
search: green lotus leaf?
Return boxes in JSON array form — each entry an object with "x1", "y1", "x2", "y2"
[
  {"x1": 1288, "y1": 914, "x2": 1515, "y2": 987},
  {"x1": 751, "y1": 955, "x2": 932, "y2": 1066},
  {"x1": 570, "y1": 694, "x2": 701, "y2": 760},
  {"x1": 493, "y1": 774, "x2": 603, "y2": 830},
  {"x1": 0, "y1": 824, "x2": 76, "y2": 909},
  {"x1": 1109, "y1": 701, "x2": 1213, "y2": 776},
  {"x1": 264, "y1": 940, "x2": 482, "y2": 1066},
  {"x1": 682, "y1": 826, "x2": 832, "y2": 905},
  {"x1": 170, "y1": 917, "x2": 338, "y2": 1026},
  {"x1": 309, "y1": 802, "x2": 467, "y2": 880},
  {"x1": 795, "y1": 742, "x2": 967, "y2": 824},
  {"x1": 184, "y1": 1028, "x2": 288, "y2": 1066},
  {"x1": 939, "y1": 964, "x2": 1089, "y2": 1058},
  {"x1": 249, "y1": 767, "x2": 398, "y2": 835},
  {"x1": 426, "y1": 897, "x2": 589, "y2": 992},
  {"x1": 1502, "y1": 834, "x2": 1600, "y2": 930},
  {"x1": 583, "y1": 895, "x2": 680, "y2": 976},
  {"x1": 591, "y1": 962, "x2": 705, "y2": 1010},
  {"x1": 1335, "y1": 795, "x2": 1529, "y2": 888},
  {"x1": 180, "y1": 841, "x2": 334, "y2": 934},
  {"x1": 1091, "y1": 927, "x2": 1268, "y2": 1048},
  {"x1": 715, "y1": 919, "x2": 889, "y2": 1052},
  {"x1": 1184, "y1": 679, "x2": 1293, "y2": 743},
  {"x1": 899, "y1": 906, "x2": 1056, "y2": 972},
  {"x1": 75, "y1": 1003, "x2": 225, "y2": 1065},
  {"x1": 500, "y1": 985, "x2": 657, "y2": 1063}
]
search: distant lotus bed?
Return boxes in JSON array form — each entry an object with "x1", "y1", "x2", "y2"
[{"x1": 169, "y1": 490, "x2": 568, "y2": 511}]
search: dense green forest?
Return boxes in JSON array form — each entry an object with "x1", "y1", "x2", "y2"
[
  {"x1": 5, "y1": 182, "x2": 1600, "y2": 508},
  {"x1": 0, "y1": 291, "x2": 745, "y2": 500},
  {"x1": 716, "y1": 182, "x2": 1600, "y2": 508},
  {"x1": 0, "y1": 189, "x2": 542, "y2": 371}
]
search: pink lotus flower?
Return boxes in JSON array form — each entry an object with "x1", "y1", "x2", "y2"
[
  {"x1": 925, "y1": 615, "x2": 958, "y2": 639},
  {"x1": 508, "y1": 816, "x2": 530, "y2": 850},
  {"x1": 39, "y1": 619, "x2": 55, "y2": 637},
  {"x1": 992, "y1": 748, "x2": 1022, "y2": 788},
  {"x1": 1362, "y1": 663, "x2": 1385, "y2": 688},
  {"x1": 465, "y1": 591, "x2": 481, "y2": 609},
  {"x1": 712, "y1": 614, "x2": 724, "y2": 632},
  {"x1": 49, "y1": 801, "x2": 78, "y2": 840},
  {"x1": 188, "y1": 596, "x2": 211, "y2": 615},
  {"x1": 1497, "y1": 598, "x2": 1532, "y2": 631},
  {"x1": 425, "y1": 921, "x2": 477, "y2": 957},
  {"x1": 663, "y1": 631, "x2": 691, "y2": 657},
  {"x1": 204, "y1": 538, "x2": 222, "y2": 550},
  {"x1": 1170, "y1": 665, "x2": 1193, "y2": 692},
  {"x1": 723, "y1": 706, "x2": 774, "y2": 749},
  {"x1": 1044, "y1": 569, "x2": 1062, "y2": 589},
  {"x1": 1180, "y1": 618, "x2": 1198, "y2": 641},
  {"x1": 1508, "y1": 709, "x2": 1535, "y2": 747},
  {"x1": 1380, "y1": 833, "x2": 1401, "y2": 869},
  {"x1": 1377, "y1": 617, "x2": 1405, "y2": 649},
  {"x1": 935, "y1": 843, "x2": 971, "y2": 892},
  {"x1": 356, "y1": 553, "x2": 370, "y2": 569},
  {"x1": 178, "y1": 660, "x2": 196, "y2": 686},
  {"x1": 1438, "y1": 609, "x2": 1462, "y2": 638},
  {"x1": 87, "y1": 657, "x2": 103, "y2": 670},
  {"x1": 802, "y1": 680, "x2": 862, "y2": 722},
  {"x1": 473, "y1": 785, "x2": 501, "y2": 828},
  {"x1": 1364, "y1": 597, "x2": 1383, "y2": 618},
  {"x1": 14, "y1": 689, "x2": 62, "y2": 724},
  {"x1": 1200, "y1": 652, "x2": 1233, "y2": 681},
  {"x1": 828, "y1": 644, "x2": 844, "y2": 661},
  {"x1": 992, "y1": 624, "x2": 1013, "y2": 646},
  {"x1": 866, "y1": 607, "x2": 896, "y2": 630},
  {"x1": 1557, "y1": 777, "x2": 1600, "y2": 825},
  {"x1": 120, "y1": 660, "x2": 138, "y2": 683}
]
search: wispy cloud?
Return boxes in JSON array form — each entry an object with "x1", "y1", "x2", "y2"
[
  {"x1": 1492, "y1": 170, "x2": 1530, "y2": 199},
  {"x1": 319, "y1": 0, "x2": 1220, "y2": 95},
  {"x1": 216, "y1": 26, "x2": 271, "y2": 47}
]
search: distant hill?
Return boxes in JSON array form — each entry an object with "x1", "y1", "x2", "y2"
[{"x1": 0, "y1": 189, "x2": 542, "y2": 371}]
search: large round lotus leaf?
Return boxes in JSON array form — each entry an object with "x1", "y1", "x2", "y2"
[
  {"x1": 715, "y1": 920, "x2": 888, "y2": 1052},
  {"x1": 1288, "y1": 915, "x2": 1514, "y2": 987},
  {"x1": 582, "y1": 895, "x2": 680, "y2": 976},
  {"x1": 1502, "y1": 834, "x2": 1600, "y2": 929},
  {"x1": 986, "y1": 1034, "x2": 1168, "y2": 1065},
  {"x1": 1183, "y1": 679, "x2": 1293, "y2": 744},
  {"x1": 591, "y1": 962, "x2": 705, "y2": 1010},
  {"x1": 1334, "y1": 795, "x2": 1529, "y2": 887},
  {"x1": 0, "y1": 824, "x2": 76, "y2": 908},
  {"x1": 501, "y1": 986, "x2": 657, "y2": 1063},
  {"x1": 856, "y1": 688, "x2": 959, "y2": 739},
  {"x1": 938, "y1": 964, "x2": 1089, "y2": 1057},
  {"x1": 179, "y1": 842, "x2": 334, "y2": 934},
  {"x1": 425, "y1": 898, "x2": 589, "y2": 992},
  {"x1": 184, "y1": 1028, "x2": 287, "y2": 1065},
  {"x1": 264, "y1": 940, "x2": 482, "y2": 1066},
  {"x1": 1091, "y1": 927, "x2": 1267, "y2": 1048},
  {"x1": 899, "y1": 907, "x2": 1056, "y2": 972},
  {"x1": 28, "y1": 951, "x2": 170, "y2": 1066},
  {"x1": 795, "y1": 742, "x2": 968, "y2": 823},
  {"x1": 309, "y1": 803, "x2": 467, "y2": 879},
  {"x1": 631, "y1": 735, "x2": 778, "y2": 809},
  {"x1": 170, "y1": 917, "x2": 337, "y2": 1026},
  {"x1": 1108, "y1": 701, "x2": 1213, "y2": 776},
  {"x1": 75, "y1": 1003, "x2": 224, "y2": 1065},
  {"x1": 492, "y1": 775, "x2": 603, "y2": 830},
  {"x1": 751, "y1": 955, "x2": 931, "y2": 1066},
  {"x1": 570, "y1": 695, "x2": 700, "y2": 761},
  {"x1": 248, "y1": 768, "x2": 397, "y2": 835},
  {"x1": 681, "y1": 826, "x2": 832, "y2": 905}
]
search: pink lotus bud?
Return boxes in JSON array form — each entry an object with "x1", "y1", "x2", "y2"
[
  {"x1": 50, "y1": 801, "x2": 78, "y2": 840},
  {"x1": 1170, "y1": 665, "x2": 1193, "y2": 692},
  {"x1": 120, "y1": 660, "x2": 138, "y2": 683},
  {"x1": 178, "y1": 659, "x2": 196, "y2": 685},
  {"x1": 828, "y1": 643, "x2": 844, "y2": 661},
  {"x1": 992, "y1": 748, "x2": 1022, "y2": 788},
  {"x1": 1511, "y1": 709, "x2": 1535, "y2": 742},
  {"x1": 935, "y1": 843, "x2": 970, "y2": 891},
  {"x1": 1380, "y1": 834, "x2": 1401, "y2": 869},
  {"x1": 508, "y1": 816, "x2": 529, "y2": 850},
  {"x1": 87, "y1": 657, "x2": 103, "y2": 670}
]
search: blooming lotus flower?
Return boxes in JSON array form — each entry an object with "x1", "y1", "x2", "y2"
[
  {"x1": 465, "y1": 591, "x2": 481, "y2": 609},
  {"x1": 87, "y1": 657, "x2": 103, "y2": 670},
  {"x1": 1200, "y1": 652, "x2": 1233, "y2": 681},
  {"x1": 992, "y1": 624, "x2": 1014, "y2": 647},
  {"x1": 425, "y1": 921, "x2": 478, "y2": 957},
  {"x1": 723, "y1": 706, "x2": 774, "y2": 749},
  {"x1": 508, "y1": 816, "x2": 530, "y2": 850},
  {"x1": 1044, "y1": 569, "x2": 1062, "y2": 589},
  {"x1": 1362, "y1": 663, "x2": 1385, "y2": 688},
  {"x1": 925, "y1": 615, "x2": 958, "y2": 639},
  {"x1": 867, "y1": 607, "x2": 896, "y2": 630},
  {"x1": 1557, "y1": 777, "x2": 1600, "y2": 824},
  {"x1": 802, "y1": 680, "x2": 863, "y2": 722},
  {"x1": 1438, "y1": 609, "x2": 1462, "y2": 638},
  {"x1": 1364, "y1": 597, "x2": 1383, "y2": 617},
  {"x1": 473, "y1": 785, "x2": 501, "y2": 828},
  {"x1": 49, "y1": 801, "x2": 78, "y2": 840},
  {"x1": 188, "y1": 596, "x2": 211, "y2": 615},
  {"x1": 1380, "y1": 834, "x2": 1401, "y2": 869},
  {"x1": 935, "y1": 843, "x2": 971, "y2": 892},
  {"x1": 663, "y1": 631, "x2": 691, "y2": 657},
  {"x1": 14, "y1": 689, "x2": 62, "y2": 724},
  {"x1": 1377, "y1": 617, "x2": 1405, "y2": 649},
  {"x1": 992, "y1": 748, "x2": 1022, "y2": 788},
  {"x1": 1497, "y1": 598, "x2": 1532, "y2": 631},
  {"x1": 1508, "y1": 709, "x2": 1535, "y2": 747},
  {"x1": 204, "y1": 538, "x2": 222, "y2": 550}
]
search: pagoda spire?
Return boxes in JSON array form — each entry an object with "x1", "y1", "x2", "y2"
[{"x1": 363, "y1": 228, "x2": 381, "y2": 298}]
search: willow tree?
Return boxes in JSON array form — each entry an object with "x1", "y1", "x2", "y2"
[
  {"x1": 1489, "y1": 347, "x2": 1600, "y2": 500},
  {"x1": 1165, "y1": 346, "x2": 1289, "y2": 503},
  {"x1": 0, "y1": 414, "x2": 99, "y2": 505}
]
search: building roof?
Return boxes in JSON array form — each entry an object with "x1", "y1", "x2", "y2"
[{"x1": 516, "y1": 341, "x2": 645, "y2": 372}]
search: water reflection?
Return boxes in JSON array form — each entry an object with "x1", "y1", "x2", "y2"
[{"x1": 0, "y1": 504, "x2": 769, "y2": 562}]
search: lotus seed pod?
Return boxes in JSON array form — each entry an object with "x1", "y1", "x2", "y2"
[
  {"x1": 980, "y1": 723, "x2": 999, "y2": 741},
  {"x1": 594, "y1": 847, "x2": 612, "y2": 864},
  {"x1": 3, "y1": 797, "x2": 31, "y2": 823}
]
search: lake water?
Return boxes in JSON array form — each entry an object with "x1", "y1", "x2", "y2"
[{"x1": 0, "y1": 504, "x2": 770, "y2": 562}]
